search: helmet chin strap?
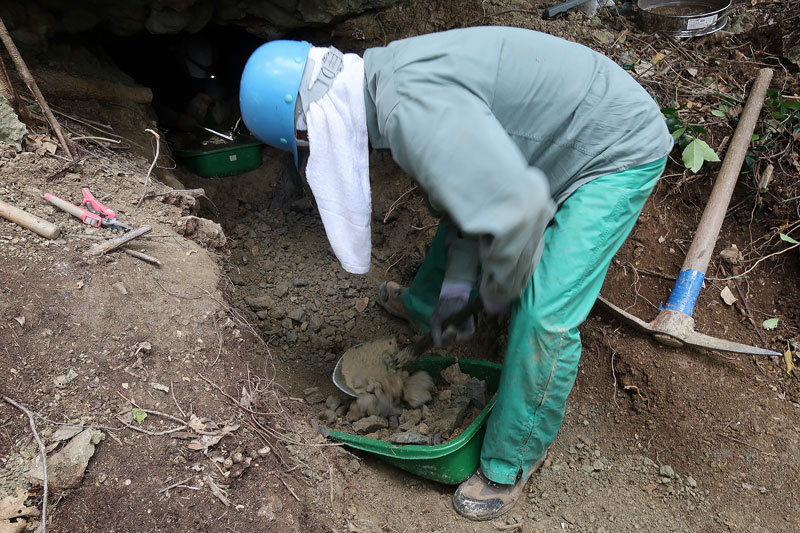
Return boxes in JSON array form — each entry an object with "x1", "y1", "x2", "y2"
[{"x1": 294, "y1": 46, "x2": 344, "y2": 149}]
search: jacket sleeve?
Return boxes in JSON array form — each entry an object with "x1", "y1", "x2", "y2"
[
  {"x1": 382, "y1": 88, "x2": 556, "y2": 302},
  {"x1": 441, "y1": 215, "x2": 480, "y2": 286}
]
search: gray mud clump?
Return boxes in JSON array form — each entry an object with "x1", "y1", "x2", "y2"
[{"x1": 322, "y1": 363, "x2": 488, "y2": 446}]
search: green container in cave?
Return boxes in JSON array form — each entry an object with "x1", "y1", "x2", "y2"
[
  {"x1": 321, "y1": 355, "x2": 502, "y2": 485},
  {"x1": 175, "y1": 136, "x2": 263, "y2": 178}
]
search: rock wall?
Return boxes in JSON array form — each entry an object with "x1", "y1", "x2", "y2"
[{"x1": 1, "y1": 0, "x2": 399, "y2": 40}]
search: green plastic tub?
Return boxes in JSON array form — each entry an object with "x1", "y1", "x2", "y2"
[
  {"x1": 322, "y1": 355, "x2": 502, "y2": 485},
  {"x1": 175, "y1": 137, "x2": 262, "y2": 178}
]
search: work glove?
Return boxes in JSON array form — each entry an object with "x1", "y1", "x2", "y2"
[
  {"x1": 430, "y1": 281, "x2": 475, "y2": 347},
  {"x1": 479, "y1": 281, "x2": 511, "y2": 316}
]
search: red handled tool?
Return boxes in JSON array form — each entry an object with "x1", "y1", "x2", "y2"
[{"x1": 44, "y1": 188, "x2": 131, "y2": 231}]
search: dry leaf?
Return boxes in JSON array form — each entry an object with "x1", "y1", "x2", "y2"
[
  {"x1": 0, "y1": 488, "x2": 38, "y2": 520},
  {"x1": 240, "y1": 387, "x2": 254, "y2": 410},
  {"x1": 720, "y1": 286, "x2": 737, "y2": 305},
  {"x1": 188, "y1": 414, "x2": 206, "y2": 432},
  {"x1": 719, "y1": 244, "x2": 741, "y2": 264},
  {"x1": 52, "y1": 424, "x2": 83, "y2": 442},
  {"x1": 204, "y1": 475, "x2": 230, "y2": 506},
  {"x1": 785, "y1": 345, "x2": 795, "y2": 376},
  {"x1": 188, "y1": 435, "x2": 223, "y2": 452}
]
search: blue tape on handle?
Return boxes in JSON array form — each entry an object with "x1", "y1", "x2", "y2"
[{"x1": 662, "y1": 269, "x2": 705, "y2": 316}]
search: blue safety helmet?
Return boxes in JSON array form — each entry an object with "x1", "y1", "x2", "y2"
[{"x1": 240, "y1": 40, "x2": 311, "y2": 166}]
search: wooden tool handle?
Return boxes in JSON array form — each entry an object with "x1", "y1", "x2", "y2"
[
  {"x1": 0, "y1": 198, "x2": 60, "y2": 239},
  {"x1": 683, "y1": 68, "x2": 774, "y2": 274}
]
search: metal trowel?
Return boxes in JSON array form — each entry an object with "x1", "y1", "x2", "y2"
[{"x1": 333, "y1": 298, "x2": 483, "y2": 397}]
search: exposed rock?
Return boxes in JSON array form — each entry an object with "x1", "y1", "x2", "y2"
[
  {"x1": 245, "y1": 295, "x2": 273, "y2": 311},
  {"x1": 466, "y1": 377, "x2": 487, "y2": 408},
  {"x1": 441, "y1": 363, "x2": 470, "y2": 387},
  {"x1": 27, "y1": 429, "x2": 105, "y2": 490},
  {"x1": 174, "y1": 216, "x2": 226, "y2": 249},
  {"x1": 0, "y1": 96, "x2": 27, "y2": 150},
  {"x1": 390, "y1": 431, "x2": 431, "y2": 445},
  {"x1": 287, "y1": 308, "x2": 305, "y2": 322},
  {"x1": 352, "y1": 415, "x2": 388, "y2": 434}
]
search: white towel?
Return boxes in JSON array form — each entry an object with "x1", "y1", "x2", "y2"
[{"x1": 305, "y1": 47, "x2": 371, "y2": 274}]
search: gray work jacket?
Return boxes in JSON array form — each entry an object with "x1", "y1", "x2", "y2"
[{"x1": 363, "y1": 26, "x2": 673, "y2": 301}]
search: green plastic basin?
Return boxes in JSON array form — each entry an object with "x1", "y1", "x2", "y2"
[
  {"x1": 323, "y1": 355, "x2": 502, "y2": 485},
  {"x1": 175, "y1": 137, "x2": 262, "y2": 178}
]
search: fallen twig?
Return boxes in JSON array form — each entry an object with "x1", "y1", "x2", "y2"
[
  {"x1": 383, "y1": 186, "x2": 417, "y2": 223},
  {"x1": 123, "y1": 248, "x2": 161, "y2": 266},
  {"x1": 205, "y1": 475, "x2": 230, "y2": 506},
  {"x1": 3, "y1": 396, "x2": 48, "y2": 533},
  {"x1": 159, "y1": 476, "x2": 194, "y2": 494},
  {"x1": 85, "y1": 225, "x2": 152, "y2": 257},
  {"x1": 279, "y1": 476, "x2": 301, "y2": 502},
  {"x1": 0, "y1": 16, "x2": 75, "y2": 159},
  {"x1": 137, "y1": 129, "x2": 161, "y2": 207},
  {"x1": 170, "y1": 379, "x2": 187, "y2": 418}
]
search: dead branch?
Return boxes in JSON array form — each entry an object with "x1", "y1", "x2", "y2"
[
  {"x1": 137, "y1": 129, "x2": 161, "y2": 207},
  {"x1": 0, "y1": 16, "x2": 75, "y2": 159},
  {"x1": 85, "y1": 225, "x2": 152, "y2": 257},
  {"x1": 204, "y1": 475, "x2": 230, "y2": 506},
  {"x1": 3, "y1": 396, "x2": 48, "y2": 533},
  {"x1": 122, "y1": 248, "x2": 161, "y2": 266}
]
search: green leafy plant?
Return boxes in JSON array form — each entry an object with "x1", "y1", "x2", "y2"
[
  {"x1": 711, "y1": 103, "x2": 730, "y2": 118},
  {"x1": 765, "y1": 89, "x2": 800, "y2": 137},
  {"x1": 662, "y1": 106, "x2": 721, "y2": 173},
  {"x1": 132, "y1": 407, "x2": 148, "y2": 424}
]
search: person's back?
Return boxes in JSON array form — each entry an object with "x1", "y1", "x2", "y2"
[{"x1": 363, "y1": 26, "x2": 672, "y2": 202}]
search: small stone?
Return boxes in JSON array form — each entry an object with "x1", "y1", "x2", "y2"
[
  {"x1": 441, "y1": 363, "x2": 470, "y2": 386},
  {"x1": 466, "y1": 377, "x2": 487, "y2": 408},
  {"x1": 352, "y1": 415, "x2": 388, "y2": 434},
  {"x1": 318, "y1": 409, "x2": 337, "y2": 425},
  {"x1": 355, "y1": 297, "x2": 369, "y2": 313},
  {"x1": 287, "y1": 308, "x2": 305, "y2": 322},
  {"x1": 245, "y1": 295, "x2": 272, "y2": 311},
  {"x1": 257, "y1": 446, "x2": 271, "y2": 456},
  {"x1": 325, "y1": 395, "x2": 342, "y2": 411},
  {"x1": 150, "y1": 382, "x2": 169, "y2": 393},
  {"x1": 257, "y1": 503, "x2": 276, "y2": 521},
  {"x1": 660, "y1": 465, "x2": 676, "y2": 479},
  {"x1": 112, "y1": 281, "x2": 128, "y2": 295},
  {"x1": 292, "y1": 279, "x2": 308, "y2": 287},
  {"x1": 416, "y1": 422, "x2": 429, "y2": 435},
  {"x1": 592, "y1": 459, "x2": 604, "y2": 471},
  {"x1": 343, "y1": 459, "x2": 360, "y2": 476},
  {"x1": 390, "y1": 431, "x2": 431, "y2": 445},
  {"x1": 686, "y1": 476, "x2": 697, "y2": 488},
  {"x1": 275, "y1": 282, "x2": 289, "y2": 297},
  {"x1": 305, "y1": 391, "x2": 325, "y2": 405}
]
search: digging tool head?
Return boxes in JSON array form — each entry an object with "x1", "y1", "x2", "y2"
[{"x1": 596, "y1": 296, "x2": 781, "y2": 357}]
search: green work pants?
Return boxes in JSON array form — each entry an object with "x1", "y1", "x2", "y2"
[{"x1": 402, "y1": 157, "x2": 666, "y2": 484}]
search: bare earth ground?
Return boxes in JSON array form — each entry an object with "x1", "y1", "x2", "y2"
[{"x1": 2, "y1": 1, "x2": 800, "y2": 532}]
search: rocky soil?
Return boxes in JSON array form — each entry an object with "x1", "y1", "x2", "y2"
[{"x1": 1, "y1": 1, "x2": 799, "y2": 532}]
